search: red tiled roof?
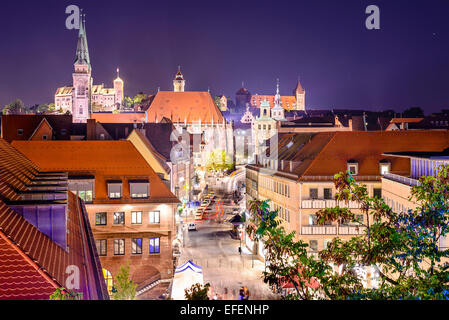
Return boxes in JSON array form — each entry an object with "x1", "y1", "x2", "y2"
[
  {"x1": 0, "y1": 139, "x2": 108, "y2": 300},
  {"x1": 12, "y1": 140, "x2": 179, "y2": 203},
  {"x1": 298, "y1": 131, "x2": 449, "y2": 179},
  {"x1": 91, "y1": 113, "x2": 146, "y2": 124},
  {"x1": 147, "y1": 91, "x2": 225, "y2": 124},
  {"x1": 390, "y1": 118, "x2": 424, "y2": 124}
]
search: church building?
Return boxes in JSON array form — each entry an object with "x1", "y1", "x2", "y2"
[{"x1": 54, "y1": 16, "x2": 124, "y2": 123}]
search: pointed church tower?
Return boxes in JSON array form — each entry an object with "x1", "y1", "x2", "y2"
[
  {"x1": 272, "y1": 79, "x2": 286, "y2": 121},
  {"x1": 294, "y1": 78, "x2": 305, "y2": 111},
  {"x1": 114, "y1": 68, "x2": 124, "y2": 108},
  {"x1": 72, "y1": 13, "x2": 92, "y2": 123},
  {"x1": 173, "y1": 66, "x2": 186, "y2": 92}
]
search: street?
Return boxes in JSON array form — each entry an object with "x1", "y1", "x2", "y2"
[{"x1": 178, "y1": 192, "x2": 278, "y2": 300}]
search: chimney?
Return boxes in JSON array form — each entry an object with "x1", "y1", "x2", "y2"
[
  {"x1": 290, "y1": 161, "x2": 293, "y2": 172},
  {"x1": 349, "y1": 118, "x2": 353, "y2": 131},
  {"x1": 86, "y1": 119, "x2": 96, "y2": 140}
]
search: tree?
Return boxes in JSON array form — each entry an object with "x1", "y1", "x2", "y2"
[
  {"x1": 124, "y1": 96, "x2": 133, "y2": 108},
  {"x1": 184, "y1": 283, "x2": 211, "y2": 300},
  {"x1": 214, "y1": 96, "x2": 223, "y2": 110},
  {"x1": 3, "y1": 99, "x2": 26, "y2": 114},
  {"x1": 37, "y1": 104, "x2": 49, "y2": 114},
  {"x1": 49, "y1": 288, "x2": 83, "y2": 300},
  {"x1": 403, "y1": 107, "x2": 425, "y2": 118},
  {"x1": 112, "y1": 264, "x2": 137, "y2": 300},
  {"x1": 133, "y1": 93, "x2": 148, "y2": 105},
  {"x1": 247, "y1": 165, "x2": 449, "y2": 300}
]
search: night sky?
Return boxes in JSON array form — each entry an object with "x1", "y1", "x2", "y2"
[{"x1": 1, "y1": 0, "x2": 449, "y2": 113}]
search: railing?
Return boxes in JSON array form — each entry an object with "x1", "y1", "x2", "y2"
[
  {"x1": 301, "y1": 225, "x2": 365, "y2": 235},
  {"x1": 301, "y1": 175, "x2": 380, "y2": 181},
  {"x1": 383, "y1": 173, "x2": 421, "y2": 187},
  {"x1": 302, "y1": 225, "x2": 337, "y2": 235},
  {"x1": 301, "y1": 200, "x2": 361, "y2": 209}
]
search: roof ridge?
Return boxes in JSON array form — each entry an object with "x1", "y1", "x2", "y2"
[{"x1": 298, "y1": 132, "x2": 338, "y2": 179}]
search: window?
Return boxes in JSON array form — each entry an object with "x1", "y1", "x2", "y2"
[
  {"x1": 17, "y1": 129, "x2": 23, "y2": 136},
  {"x1": 130, "y1": 182, "x2": 149, "y2": 199},
  {"x1": 69, "y1": 180, "x2": 94, "y2": 203},
  {"x1": 149, "y1": 211, "x2": 160, "y2": 224},
  {"x1": 96, "y1": 239, "x2": 107, "y2": 256},
  {"x1": 149, "y1": 238, "x2": 160, "y2": 254},
  {"x1": 113, "y1": 212, "x2": 125, "y2": 225},
  {"x1": 42, "y1": 135, "x2": 48, "y2": 141},
  {"x1": 323, "y1": 239, "x2": 332, "y2": 249},
  {"x1": 114, "y1": 239, "x2": 125, "y2": 255},
  {"x1": 309, "y1": 188, "x2": 318, "y2": 199},
  {"x1": 132, "y1": 238, "x2": 142, "y2": 254},
  {"x1": 108, "y1": 182, "x2": 122, "y2": 199},
  {"x1": 324, "y1": 188, "x2": 333, "y2": 200},
  {"x1": 309, "y1": 214, "x2": 318, "y2": 225},
  {"x1": 347, "y1": 161, "x2": 358, "y2": 175},
  {"x1": 373, "y1": 188, "x2": 382, "y2": 199},
  {"x1": 356, "y1": 214, "x2": 364, "y2": 224},
  {"x1": 380, "y1": 163, "x2": 390, "y2": 176},
  {"x1": 132, "y1": 211, "x2": 142, "y2": 224},
  {"x1": 79, "y1": 107, "x2": 83, "y2": 115},
  {"x1": 309, "y1": 240, "x2": 318, "y2": 252},
  {"x1": 61, "y1": 129, "x2": 67, "y2": 135},
  {"x1": 95, "y1": 212, "x2": 107, "y2": 226}
]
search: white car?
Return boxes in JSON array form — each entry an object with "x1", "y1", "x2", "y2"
[{"x1": 188, "y1": 223, "x2": 197, "y2": 231}]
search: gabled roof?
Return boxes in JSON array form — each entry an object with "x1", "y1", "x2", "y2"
[
  {"x1": 1, "y1": 115, "x2": 72, "y2": 142},
  {"x1": 390, "y1": 118, "x2": 425, "y2": 124},
  {"x1": 251, "y1": 95, "x2": 297, "y2": 111},
  {"x1": 29, "y1": 118, "x2": 53, "y2": 140},
  {"x1": 0, "y1": 139, "x2": 108, "y2": 300},
  {"x1": 55, "y1": 86, "x2": 74, "y2": 96},
  {"x1": 12, "y1": 140, "x2": 179, "y2": 204},
  {"x1": 147, "y1": 91, "x2": 225, "y2": 124}
]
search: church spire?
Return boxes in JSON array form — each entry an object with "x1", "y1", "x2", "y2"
[{"x1": 74, "y1": 11, "x2": 91, "y2": 69}]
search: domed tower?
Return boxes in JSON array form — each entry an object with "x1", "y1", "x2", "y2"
[
  {"x1": 173, "y1": 66, "x2": 186, "y2": 92},
  {"x1": 272, "y1": 79, "x2": 286, "y2": 121},
  {"x1": 114, "y1": 67, "x2": 124, "y2": 107}
]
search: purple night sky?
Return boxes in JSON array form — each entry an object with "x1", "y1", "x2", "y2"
[{"x1": 1, "y1": 0, "x2": 449, "y2": 113}]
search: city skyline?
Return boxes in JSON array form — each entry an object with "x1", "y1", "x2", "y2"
[{"x1": 1, "y1": 0, "x2": 449, "y2": 113}]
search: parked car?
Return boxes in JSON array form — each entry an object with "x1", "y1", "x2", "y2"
[{"x1": 188, "y1": 223, "x2": 197, "y2": 231}]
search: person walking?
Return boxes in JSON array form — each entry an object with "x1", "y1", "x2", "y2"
[
  {"x1": 243, "y1": 287, "x2": 250, "y2": 300},
  {"x1": 238, "y1": 287, "x2": 245, "y2": 300}
]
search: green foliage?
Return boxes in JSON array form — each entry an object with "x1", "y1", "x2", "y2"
[
  {"x1": 49, "y1": 288, "x2": 83, "y2": 300},
  {"x1": 247, "y1": 165, "x2": 449, "y2": 300},
  {"x1": 184, "y1": 283, "x2": 211, "y2": 300},
  {"x1": 3, "y1": 99, "x2": 26, "y2": 114},
  {"x1": 133, "y1": 93, "x2": 148, "y2": 105},
  {"x1": 112, "y1": 263, "x2": 137, "y2": 300},
  {"x1": 124, "y1": 96, "x2": 134, "y2": 108}
]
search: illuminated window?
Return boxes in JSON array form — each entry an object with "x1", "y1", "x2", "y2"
[
  {"x1": 132, "y1": 211, "x2": 142, "y2": 224},
  {"x1": 130, "y1": 181, "x2": 149, "y2": 199},
  {"x1": 132, "y1": 238, "x2": 142, "y2": 254},
  {"x1": 103, "y1": 269, "x2": 113, "y2": 295},
  {"x1": 309, "y1": 214, "x2": 318, "y2": 225},
  {"x1": 149, "y1": 211, "x2": 160, "y2": 224},
  {"x1": 69, "y1": 180, "x2": 94, "y2": 203},
  {"x1": 95, "y1": 212, "x2": 107, "y2": 226},
  {"x1": 96, "y1": 239, "x2": 107, "y2": 256},
  {"x1": 108, "y1": 182, "x2": 122, "y2": 199},
  {"x1": 149, "y1": 238, "x2": 160, "y2": 254},
  {"x1": 113, "y1": 239, "x2": 125, "y2": 255},
  {"x1": 113, "y1": 212, "x2": 125, "y2": 225},
  {"x1": 379, "y1": 160, "x2": 391, "y2": 176}
]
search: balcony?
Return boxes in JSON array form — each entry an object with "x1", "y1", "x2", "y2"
[
  {"x1": 301, "y1": 225, "x2": 365, "y2": 235},
  {"x1": 302, "y1": 225, "x2": 337, "y2": 235},
  {"x1": 383, "y1": 173, "x2": 421, "y2": 187},
  {"x1": 301, "y1": 199, "x2": 361, "y2": 209}
]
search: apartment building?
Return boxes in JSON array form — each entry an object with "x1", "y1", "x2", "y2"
[
  {"x1": 245, "y1": 131, "x2": 449, "y2": 266},
  {"x1": 0, "y1": 139, "x2": 108, "y2": 300},
  {"x1": 381, "y1": 148, "x2": 449, "y2": 250},
  {"x1": 12, "y1": 140, "x2": 180, "y2": 299}
]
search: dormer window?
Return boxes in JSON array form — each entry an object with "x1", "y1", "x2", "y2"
[
  {"x1": 347, "y1": 160, "x2": 358, "y2": 175},
  {"x1": 130, "y1": 180, "x2": 149, "y2": 199},
  {"x1": 379, "y1": 159, "x2": 391, "y2": 176},
  {"x1": 108, "y1": 181, "x2": 122, "y2": 199}
]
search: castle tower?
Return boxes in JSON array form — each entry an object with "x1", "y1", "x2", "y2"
[
  {"x1": 294, "y1": 78, "x2": 305, "y2": 111},
  {"x1": 72, "y1": 13, "x2": 92, "y2": 123},
  {"x1": 173, "y1": 66, "x2": 185, "y2": 92},
  {"x1": 114, "y1": 68, "x2": 124, "y2": 108},
  {"x1": 271, "y1": 79, "x2": 286, "y2": 121}
]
